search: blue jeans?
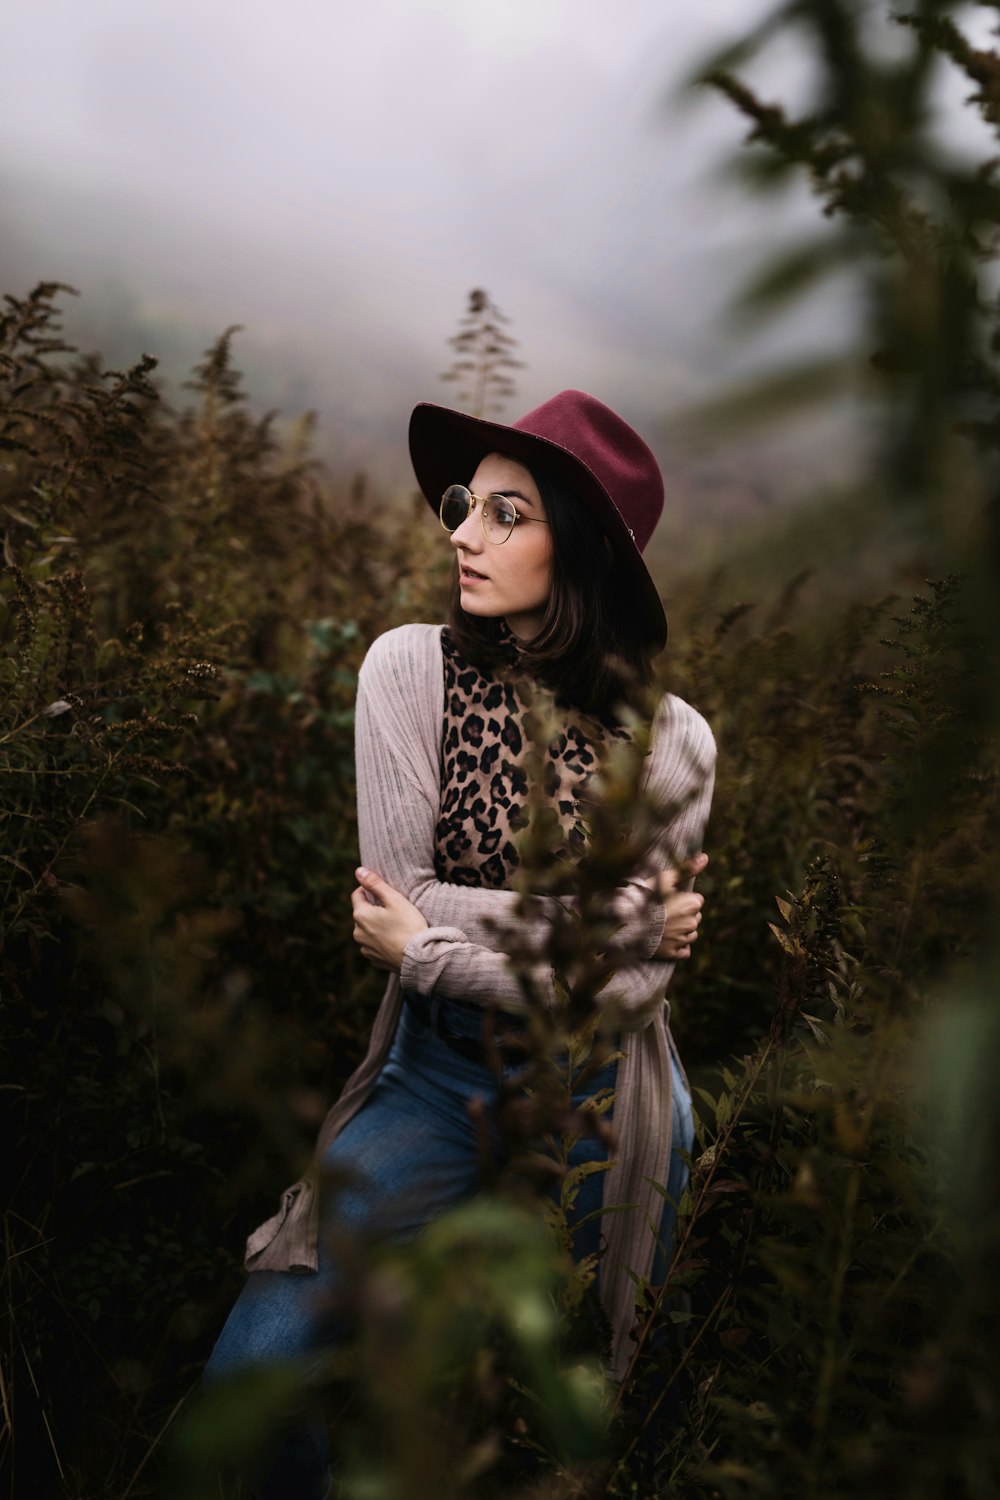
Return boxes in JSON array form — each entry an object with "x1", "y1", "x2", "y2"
[{"x1": 204, "y1": 994, "x2": 694, "y2": 1496}]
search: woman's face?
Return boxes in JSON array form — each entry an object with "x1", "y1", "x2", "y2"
[{"x1": 449, "y1": 452, "x2": 554, "y2": 641}]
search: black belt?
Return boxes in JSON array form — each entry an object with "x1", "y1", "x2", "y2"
[{"x1": 402, "y1": 990, "x2": 530, "y2": 1065}]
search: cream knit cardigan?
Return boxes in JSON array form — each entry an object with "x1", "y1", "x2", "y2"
[{"x1": 245, "y1": 623, "x2": 716, "y2": 1379}]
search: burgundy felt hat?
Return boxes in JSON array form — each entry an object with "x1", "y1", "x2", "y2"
[{"x1": 408, "y1": 389, "x2": 668, "y2": 651}]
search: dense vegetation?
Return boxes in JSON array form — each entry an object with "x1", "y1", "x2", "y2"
[{"x1": 2, "y1": 3, "x2": 999, "y2": 1496}]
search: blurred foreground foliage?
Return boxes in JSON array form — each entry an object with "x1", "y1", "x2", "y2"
[{"x1": 2, "y1": 2, "x2": 1000, "y2": 1495}]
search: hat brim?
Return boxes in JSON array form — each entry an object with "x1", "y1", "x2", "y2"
[{"x1": 408, "y1": 402, "x2": 668, "y2": 652}]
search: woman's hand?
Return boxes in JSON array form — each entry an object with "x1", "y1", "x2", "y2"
[
  {"x1": 642, "y1": 853, "x2": 708, "y2": 962},
  {"x1": 351, "y1": 867, "x2": 429, "y2": 972}
]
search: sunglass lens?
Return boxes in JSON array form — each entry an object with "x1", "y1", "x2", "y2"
[
  {"x1": 484, "y1": 495, "x2": 517, "y2": 541},
  {"x1": 440, "y1": 485, "x2": 472, "y2": 531}
]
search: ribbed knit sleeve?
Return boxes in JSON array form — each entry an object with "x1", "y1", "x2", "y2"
[{"x1": 355, "y1": 625, "x2": 715, "y2": 1025}]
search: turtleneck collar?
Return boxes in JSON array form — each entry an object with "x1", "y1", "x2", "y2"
[{"x1": 496, "y1": 617, "x2": 529, "y2": 667}]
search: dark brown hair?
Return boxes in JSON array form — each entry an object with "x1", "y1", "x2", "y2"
[{"x1": 446, "y1": 458, "x2": 660, "y2": 725}]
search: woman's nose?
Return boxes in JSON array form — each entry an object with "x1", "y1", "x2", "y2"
[{"x1": 450, "y1": 509, "x2": 482, "y2": 552}]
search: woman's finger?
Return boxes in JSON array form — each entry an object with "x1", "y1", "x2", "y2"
[
  {"x1": 664, "y1": 915, "x2": 700, "y2": 940},
  {"x1": 678, "y1": 893, "x2": 704, "y2": 914},
  {"x1": 663, "y1": 892, "x2": 703, "y2": 917},
  {"x1": 673, "y1": 908, "x2": 701, "y2": 929},
  {"x1": 356, "y1": 868, "x2": 397, "y2": 906}
]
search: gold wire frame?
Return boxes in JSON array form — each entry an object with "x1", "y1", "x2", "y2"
[{"x1": 439, "y1": 485, "x2": 550, "y2": 545}]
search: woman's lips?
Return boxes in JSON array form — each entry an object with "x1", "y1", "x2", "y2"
[{"x1": 461, "y1": 566, "x2": 488, "y2": 581}]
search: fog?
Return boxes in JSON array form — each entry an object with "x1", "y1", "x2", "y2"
[{"x1": 0, "y1": 0, "x2": 991, "y2": 498}]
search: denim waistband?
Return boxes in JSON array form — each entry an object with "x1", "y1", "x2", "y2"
[
  {"x1": 402, "y1": 988, "x2": 528, "y2": 1041},
  {"x1": 401, "y1": 989, "x2": 622, "y2": 1052}
]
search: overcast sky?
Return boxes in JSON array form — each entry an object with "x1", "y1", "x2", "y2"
[{"x1": 0, "y1": 0, "x2": 992, "y2": 485}]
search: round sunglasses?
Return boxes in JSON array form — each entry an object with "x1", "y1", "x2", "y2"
[{"x1": 439, "y1": 485, "x2": 550, "y2": 545}]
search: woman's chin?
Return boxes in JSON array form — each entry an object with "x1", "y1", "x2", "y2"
[{"x1": 459, "y1": 595, "x2": 500, "y2": 617}]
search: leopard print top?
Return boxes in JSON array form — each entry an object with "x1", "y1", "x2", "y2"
[{"x1": 434, "y1": 622, "x2": 634, "y2": 889}]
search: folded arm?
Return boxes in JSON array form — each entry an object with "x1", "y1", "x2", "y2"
[
  {"x1": 398, "y1": 720, "x2": 716, "y2": 1024},
  {"x1": 355, "y1": 640, "x2": 668, "y2": 960},
  {"x1": 354, "y1": 633, "x2": 716, "y2": 1021}
]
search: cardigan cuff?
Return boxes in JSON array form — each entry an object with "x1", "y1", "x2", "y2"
[
  {"x1": 400, "y1": 925, "x2": 472, "y2": 994},
  {"x1": 611, "y1": 880, "x2": 666, "y2": 960}
]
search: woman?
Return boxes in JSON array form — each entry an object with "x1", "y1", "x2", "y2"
[{"x1": 205, "y1": 390, "x2": 716, "y2": 1495}]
